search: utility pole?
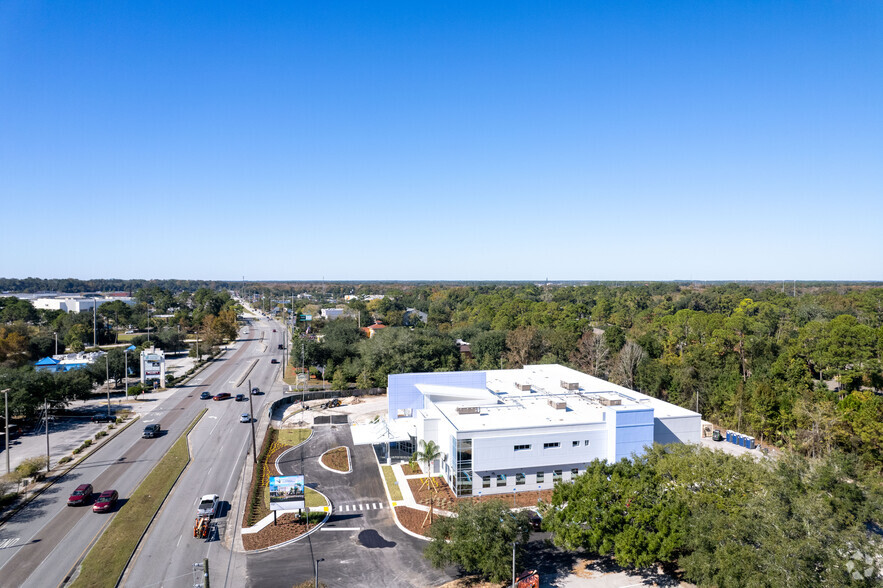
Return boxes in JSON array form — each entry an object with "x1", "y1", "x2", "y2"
[
  {"x1": 2, "y1": 388, "x2": 10, "y2": 474},
  {"x1": 44, "y1": 398, "x2": 50, "y2": 472},
  {"x1": 106, "y1": 355, "x2": 112, "y2": 418},
  {"x1": 247, "y1": 380, "x2": 257, "y2": 464},
  {"x1": 93, "y1": 298, "x2": 97, "y2": 347}
]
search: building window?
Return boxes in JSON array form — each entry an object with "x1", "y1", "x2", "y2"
[
  {"x1": 482, "y1": 475, "x2": 491, "y2": 488},
  {"x1": 516, "y1": 473, "x2": 526, "y2": 485},
  {"x1": 513, "y1": 444, "x2": 531, "y2": 451},
  {"x1": 553, "y1": 470, "x2": 562, "y2": 483},
  {"x1": 455, "y1": 438, "x2": 473, "y2": 497},
  {"x1": 571, "y1": 468, "x2": 579, "y2": 477},
  {"x1": 543, "y1": 442, "x2": 560, "y2": 449},
  {"x1": 496, "y1": 474, "x2": 507, "y2": 487},
  {"x1": 536, "y1": 471, "x2": 544, "y2": 484},
  {"x1": 584, "y1": 440, "x2": 590, "y2": 446},
  {"x1": 572, "y1": 441, "x2": 579, "y2": 447}
]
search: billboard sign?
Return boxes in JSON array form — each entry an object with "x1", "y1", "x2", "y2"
[{"x1": 269, "y1": 475, "x2": 305, "y2": 511}]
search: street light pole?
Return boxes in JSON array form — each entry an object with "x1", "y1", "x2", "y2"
[
  {"x1": 247, "y1": 379, "x2": 257, "y2": 464},
  {"x1": 2, "y1": 388, "x2": 10, "y2": 474},
  {"x1": 54, "y1": 332, "x2": 58, "y2": 356},
  {"x1": 93, "y1": 298, "x2": 97, "y2": 347},
  {"x1": 44, "y1": 398, "x2": 49, "y2": 472},
  {"x1": 106, "y1": 355, "x2": 111, "y2": 418},
  {"x1": 124, "y1": 348, "x2": 129, "y2": 401},
  {"x1": 314, "y1": 558, "x2": 324, "y2": 588},
  {"x1": 512, "y1": 541, "x2": 516, "y2": 588}
]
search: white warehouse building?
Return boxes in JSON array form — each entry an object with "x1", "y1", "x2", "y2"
[{"x1": 387, "y1": 364, "x2": 700, "y2": 497}]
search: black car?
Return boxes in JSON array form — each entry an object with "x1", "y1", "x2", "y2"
[
  {"x1": 235, "y1": 394, "x2": 245, "y2": 401},
  {"x1": 200, "y1": 391, "x2": 211, "y2": 399},
  {"x1": 251, "y1": 387, "x2": 262, "y2": 395},
  {"x1": 142, "y1": 424, "x2": 161, "y2": 438},
  {"x1": 91, "y1": 413, "x2": 115, "y2": 423},
  {"x1": 526, "y1": 510, "x2": 543, "y2": 531},
  {"x1": 270, "y1": 359, "x2": 279, "y2": 364}
]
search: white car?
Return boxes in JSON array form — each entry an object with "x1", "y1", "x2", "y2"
[
  {"x1": 197, "y1": 494, "x2": 219, "y2": 517},
  {"x1": 240, "y1": 413, "x2": 250, "y2": 423}
]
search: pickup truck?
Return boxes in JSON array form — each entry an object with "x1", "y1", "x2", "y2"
[{"x1": 197, "y1": 494, "x2": 219, "y2": 517}]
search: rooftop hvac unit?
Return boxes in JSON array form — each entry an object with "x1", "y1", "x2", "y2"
[
  {"x1": 560, "y1": 381, "x2": 579, "y2": 390},
  {"x1": 456, "y1": 406, "x2": 480, "y2": 415},
  {"x1": 514, "y1": 382, "x2": 531, "y2": 391},
  {"x1": 599, "y1": 398, "x2": 621, "y2": 406},
  {"x1": 548, "y1": 399, "x2": 567, "y2": 410}
]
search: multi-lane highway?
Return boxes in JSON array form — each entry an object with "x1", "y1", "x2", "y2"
[
  {"x1": 0, "y1": 310, "x2": 284, "y2": 587},
  {"x1": 123, "y1": 317, "x2": 285, "y2": 587}
]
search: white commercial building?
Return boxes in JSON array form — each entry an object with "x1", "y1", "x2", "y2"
[
  {"x1": 387, "y1": 364, "x2": 700, "y2": 497},
  {"x1": 32, "y1": 296, "x2": 135, "y2": 313}
]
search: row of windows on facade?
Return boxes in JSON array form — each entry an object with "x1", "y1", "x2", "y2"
[
  {"x1": 478, "y1": 469, "x2": 580, "y2": 488},
  {"x1": 514, "y1": 440, "x2": 590, "y2": 451}
]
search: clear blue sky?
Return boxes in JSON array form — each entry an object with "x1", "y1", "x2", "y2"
[{"x1": 1, "y1": 1, "x2": 881, "y2": 281}]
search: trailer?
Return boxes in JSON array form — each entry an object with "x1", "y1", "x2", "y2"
[
  {"x1": 516, "y1": 569, "x2": 540, "y2": 588},
  {"x1": 193, "y1": 494, "x2": 219, "y2": 539},
  {"x1": 194, "y1": 514, "x2": 212, "y2": 538}
]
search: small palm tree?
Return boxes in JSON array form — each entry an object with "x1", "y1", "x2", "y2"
[{"x1": 413, "y1": 439, "x2": 443, "y2": 493}]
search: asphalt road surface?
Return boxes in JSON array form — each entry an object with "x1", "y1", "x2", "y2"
[
  {"x1": 247, "y1": 419, "x2": 457, "y2": 587},
  {"x1": 0, "y1": 315, "x2": 281, "y2": 587},
  {"x1": 122, "y1": 318, "x2": 285, "y2": 588}
]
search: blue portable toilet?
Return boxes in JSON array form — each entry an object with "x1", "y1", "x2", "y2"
[
  {"x1": 748, "y1": 437, "x2": 755, "y2": 450},
  {"x1": 740, "y1": 435, "x2": 747, "y2": 447},
  {"x1": 736, "y1": 434, "x2": 743, "y2": 447},
  {"x1": 726, "y1": 430, "x2": 732, "y2": 443}
]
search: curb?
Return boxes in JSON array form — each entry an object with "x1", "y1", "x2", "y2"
[
  {"x1": 317, "y1": 446, "x2": 352, "y2": 474},
  {"x1": 243, "y1": 488, "x2": 332, "y2": 553},
  {"x1": 0, "y1": 414, "x2": 141, "y2": 529},
  {"x1": 375, "y1": 461, "x2": 433, "y2": 542}
]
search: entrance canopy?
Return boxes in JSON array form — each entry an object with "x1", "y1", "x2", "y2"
[{"x1": 351, "y1": 416, "x2": 414, "y2": 446}]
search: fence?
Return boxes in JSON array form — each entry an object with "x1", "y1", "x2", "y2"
[{"x1": 269, "y1": 387, "x2": 386, "y2": 415}]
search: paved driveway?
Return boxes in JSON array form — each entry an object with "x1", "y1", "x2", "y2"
[{"x1": 246, "y1": 421, "x2": 456, "y2": 587}]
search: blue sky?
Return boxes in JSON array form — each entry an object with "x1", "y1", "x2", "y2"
[{"x1": 1, "y1": 1, "x2": 881, "y2": 281}]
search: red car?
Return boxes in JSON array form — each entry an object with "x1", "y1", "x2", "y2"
[
  {"x1": 68, "y1": 483, "x2": 93, "y2": 506},
  {"x1": 93, "y1": 489, "x2": 119, "y2": 513},
  {"x1": 213, "y1": 392, "x2": 231, "y2": 401}
]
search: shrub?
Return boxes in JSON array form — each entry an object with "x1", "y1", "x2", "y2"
[
  {"x1": 15, "y1": 457, "x2": 45, "y2": 478},
  {"x1": 58, "y1": 456, "x2": 72, "y2": 465}
]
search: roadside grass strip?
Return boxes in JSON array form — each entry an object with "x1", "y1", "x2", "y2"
[
  {"x1": 70, "y1": 409, "x2": 207, "y2": 588},
  {"x1": 277, "y1": 428, "x2": 311, "y2": 446},
  {"x1": 382, "y1": 465, "x2": 404, "y2": 501}
]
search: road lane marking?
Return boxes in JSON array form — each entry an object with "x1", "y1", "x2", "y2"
[
  {"x1": 0, "y1": 538, "x2": 20, "y2": 549},
  {"x1": 320, "y1": 527, "x2": 360, "y2": 531}
]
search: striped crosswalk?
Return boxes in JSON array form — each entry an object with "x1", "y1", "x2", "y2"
[
  {"x1": 334, "y1": 503, "x2": 384, "y2": 512},
  {"x1": 0, "y1": 538, "x2": 20, "y2": 550}
]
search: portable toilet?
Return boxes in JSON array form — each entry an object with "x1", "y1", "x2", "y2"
[
  {"x1": 747, "y1": 437, "x2": 755, "y2": 450},
  {"x1": 726, "y1": 430, "x2": 732, "y2": 443},
  {"x1": 740, "y1": 435, "x2": 747, "y2": 448},
  {"x1": 736, "y1": 434, "x2": 744, "y2": 447}
]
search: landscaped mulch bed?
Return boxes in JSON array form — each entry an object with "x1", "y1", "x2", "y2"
[
  {"x1": 407, "y1": 477, "x2": 554, "y2": 509},
  {"x1": 395, "y1": 505, "x2": 441, "y2": 537},
  {"x1": 241, "y1": 512, "x2": 322, "y2": 551},
  {"x1": 320, "y1": 446, "x2": 350, "y2": 472},
  {"x1": 408, "y1": 477, "x2": 457, "y2": 511},
  {"x1": 401, "y1": 463, "x2": 422, "y2": 475}
]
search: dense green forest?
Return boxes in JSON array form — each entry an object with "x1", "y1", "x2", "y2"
[{"x1": 272, "y1": 282, "x2": 883, "y2": 473}]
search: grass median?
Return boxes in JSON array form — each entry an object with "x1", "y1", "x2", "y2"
[{"x1": 71, "y1": 409, "x2": 207, "y2": 588}]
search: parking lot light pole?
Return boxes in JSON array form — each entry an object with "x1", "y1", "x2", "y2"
[
  {"x1": 314, "y1": 558, "x2": 324, "y2": 588},
  {"x1": 54, "y1": 332, "x2": 58, "y2": 356},
  {"x1": 2, "y1": 388, "x2": 10, "y2": 474},
  {"x1": 512, "y1": 541, "x2": 516, "y2": 588}
]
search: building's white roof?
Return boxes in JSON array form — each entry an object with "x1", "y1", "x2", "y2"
[{"x1": 426, "y1": 364, "x2": 698, "y2": 433}]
